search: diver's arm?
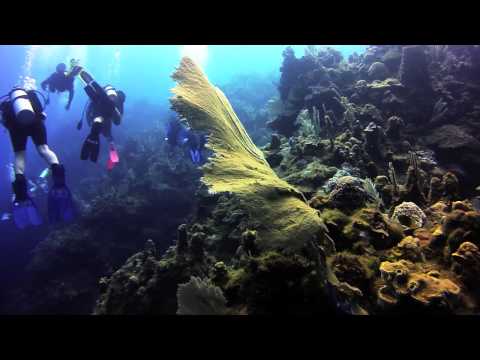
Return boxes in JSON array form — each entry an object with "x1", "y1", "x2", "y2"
[
  {"x1": 66, "y1": 87, "x2": 74, "y2": 110},
  {"x1": 41, "y1": 75, "x2": 52, "y2": 91}
]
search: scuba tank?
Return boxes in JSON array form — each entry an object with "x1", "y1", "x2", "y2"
[
  {"x1": 0, "y1": 88, "x2": 47, "y2": 127},
  {"x1": 76, "y1": 69, "x2": 124, "y2": 129},
  {"x1": 84, "y1": 80, "x2": 120, "y2": 119},
  {"x1": 104, "y1": 85, "x2": 117, "y2": 97},
  {"x1": 76, "y1": 67, "x2": 118, "y2": 113},
  {"x1": 9, "y1": 88, "x2": 36, "y2": 125},
  {"x1": 104, "y1": 85, "x2": 124, "y2": 125}
]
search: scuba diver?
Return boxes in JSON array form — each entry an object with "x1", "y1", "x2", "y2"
[
  {"x1": 75, "y1": 69, "x2": 125, "y2": 170},
  {"x1": 41, "y1": 60, "x2": 82, "y2": 110},
  {"x1": 165, "y1": 117, "x2": 206, "y2": 165},
  {"x1": 0, "y1": 87, "x2": 75, "y2": 229}
]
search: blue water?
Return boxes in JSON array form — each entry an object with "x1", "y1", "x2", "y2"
[{"x1": 0, "y1": 44, "x2": 366, "y2": 235}]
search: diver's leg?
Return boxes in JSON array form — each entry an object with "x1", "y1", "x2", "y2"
[
  {"x1": 104, "y1": 118, "x2": 113, "y2": 141},
  {"x1": 39, "y1": 116, "x2": 75, "y2": 223},
  {"x1": 48, "y1": 162, "x2": 75, "y2": 223},
  {"x1": 10, "y1": 130, "x2": 43, "y2": 228},
  {"x1": 14, "y1": 151, "x2": 26, "y2": 175},
  {"x1": 8, "y1": 124, "x2": 28, "y2": 175},
  {"x1": 81, "y1": 116, "x2": 103, "y2": 162},
  {"x1": 33, "y1": 121, "x2": 59, "y2": 165},
  {"x1": 104, "y1": 120, "x2": 116, "y2": 150},
  {"x1": 37, "y1": 145, "x2": 60, "y2": 165}
]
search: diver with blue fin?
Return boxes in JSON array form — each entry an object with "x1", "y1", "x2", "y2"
[
  {"x1": 165, "y1": 117, "x2": 206, "y2": 165},
  {"x1": 0, "y1": 86, "x2": 76, "y2": 229},
  {"x1": 75, "y1": 68, "x2": 126, "y2": 170}
]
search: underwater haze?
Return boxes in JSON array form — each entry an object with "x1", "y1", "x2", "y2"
[
  {"x1": 0, "y1": 44, "x2": 367, "y2": 221},
  {"x1": 7, "y1": 45, "x2": 480, "y2": 316}
]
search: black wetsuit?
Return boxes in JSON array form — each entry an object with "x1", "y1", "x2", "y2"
[
  {"x1": 0, "y1": 91, "x2": 47, "y2": 153},
  {"x1": 41, "y1": 71, "x2": 75, "y2": 108},
  {"x1": 86, "y1": 93, "x2": 124, "y2": 141}
]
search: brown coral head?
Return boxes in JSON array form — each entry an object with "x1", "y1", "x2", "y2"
[{"x1": 452, "y1": 241, "x2": 479, "y2": 263}]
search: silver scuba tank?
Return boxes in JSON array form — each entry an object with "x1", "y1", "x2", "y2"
[
  {"x1": 104, "y1": 85, "x2": 122, "y2": 122},
  {"x1": 104, "y1": 85, "x2": 117, "y2": 98},
  {"x1": 9, "y1": 88, "x2": 35, "y2": 125}
]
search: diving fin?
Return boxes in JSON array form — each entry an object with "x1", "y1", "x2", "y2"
[
  {"x1": 1, "y1": 213, "x2": 12, "y2": 221},
  {"x1": 12, "y1": 199, "x2": 43, "y2": 229},
  {"x1": 189, "y1": 149, "x2": 196, "y2": 164},
  {"x1": 11, "y1": 174, "x2": 43, "y2": 229},
  {"x1": 189, "y1": 149, "x2": 202, "y2": 165},
  {"x1": 109, "y1": 143, "x2": 119, "y2": 163},
  {"x1": 48, "y1": 164, "x2": 75, "y2": 224},
  {"x1": 107, "y1": 143, "x2": 119, "y2": 171},
  {"x1": 194, "y1": 149, "x2": 202, "y2": 164}
]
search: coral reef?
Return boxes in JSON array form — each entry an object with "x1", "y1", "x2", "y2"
[{"x1": 255, "y1": 45, "x2": 480, "y2": 314}]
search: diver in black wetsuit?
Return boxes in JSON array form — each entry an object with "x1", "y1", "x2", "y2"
[
  {"x1": 41, "y1": 62, "x2": 81, "y2": 110},
  {"x1": 0, "y1": 87, "x2": 75, "y2": 229},
  {"x1": 76, "y1": 69, "x2": 126, "y2": 169}
]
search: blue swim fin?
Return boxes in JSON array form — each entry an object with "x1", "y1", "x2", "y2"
[
  {"x1": 195, "y1": 149, "x2": 202, "y2": 164},
  {"x1": 189, "y1": 149, "x2": 201, "y2": 164},
  {"x1": 12, "y1": 199, "x2": 43, "y2": 229},
  {"x1": 189, "y1": 149, "x2": 196, "y2": 163},
  {"x1": 11, "y1": 174, "x2": 43, "y2": 230},
  {"x1": 48, "y1": 186, "x2": 75, "y2": 223},
  {"x1": 48, "y1": 164, "x2": 76, "y2": 224}
]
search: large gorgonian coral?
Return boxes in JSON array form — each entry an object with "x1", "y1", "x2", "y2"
[
  {"x1": 170, "y1": 57, "x2": 327, "y2": 252},
  {"x1": 177, "y1": 276, "x2": 228, "y2": 315}
]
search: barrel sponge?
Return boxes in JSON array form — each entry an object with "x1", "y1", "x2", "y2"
[{"x1": 170, "y1": 57, "x2": 326, "y2": 251}]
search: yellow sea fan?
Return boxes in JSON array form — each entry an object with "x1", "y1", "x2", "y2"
[{"x1": 170, "y1": 57, "x2": 326, "y2": 251}]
